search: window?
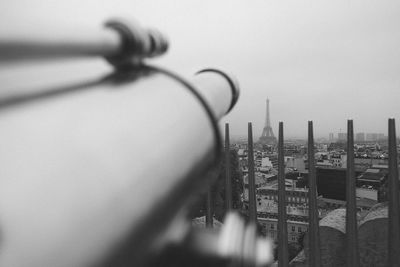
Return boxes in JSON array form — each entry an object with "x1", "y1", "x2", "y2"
[
  {"x1": 291, "y1": 226, "x2": 295, "y2": 232},
  {"x1": 291, "y1": 236, "x2": 296, "y2": 241},
  {"x1": 271, "y1": 224, "x2": 275, "y2": 230},
  {"x1": 298, "y1": 227, "x2": 302, "y2": 232}
]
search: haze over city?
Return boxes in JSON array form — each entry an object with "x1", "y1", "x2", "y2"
[{"x1": 1, "y1": 0, "x2": 399, "y2": 138}]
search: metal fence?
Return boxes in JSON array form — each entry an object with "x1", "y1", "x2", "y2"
[{"x1": 234, "y1": 119, "x2": 399, "y2": 266}]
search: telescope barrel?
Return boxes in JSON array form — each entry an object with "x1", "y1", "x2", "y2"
[
  {"x1": 0, "y1": 18, "x2": 168, "y2": 64},
  {"x1": 0, "y1": 66, "x2": 239, "y2": 267},
  {"x1": 0, "y1": 27, "x2": 121, "y2": 60}
]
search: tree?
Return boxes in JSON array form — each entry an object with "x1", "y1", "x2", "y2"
[
  {"x1": 190, "y1": 149, "x2": 243, "y2": 221},
  {"x1": 213, "y1": 149, "x2": 243, "y2": 221}
]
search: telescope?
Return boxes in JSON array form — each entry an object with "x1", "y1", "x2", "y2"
[{"x1": 0, "y1": 18, "x2": 273, "y2": 266}]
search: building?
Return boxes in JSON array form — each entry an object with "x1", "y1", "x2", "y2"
[
  {"x1": 316, "y1": 167, "x2": 347, "y2": 200},
  {"x1": 356, "y1": 166, "x2": 388, "y2": 202},
  {"x1": 256, "y1": 179, "x2": 310, "y2": 243},
  {"x1": 257, "y1": 179, "x2": 308, "y2": 243},
  {"x1": 329, "y1": 133, "x2": 334, "y2": 142},
  {"x1": 316, "y1": 166, "x2": 386, "y2": 202},
  {"x1": 257, "y1": 180, "x2": 309, "y2": 206},
  {"x1": 357, "y1": 167, "x2": 387, "y2": 188},
  {"x1": 312, "y1": 152, "x2": 347, "y2": 168},
  {"x1": 284, "y1": 156, "x2": 302, "y2": 171},
  {"x1": 258, "y1": 216, "x2": 308, "y2": 243},
  {"x1": 366, "y1": 133, "x2": 378, "y2": 142},
  {"x1": 261, "y1": 157, "x2": 274, "y2": 169},
  {"x1": 337, "y1": 132, "x2": 347, "y2": 141},
  {"x1": 243, "y1": 172, "x2": 277, "y2": 204},
  {"x1": 330, "y1": 153, "x2": 347, "y2": 168},
  {"x1": 354, "y1": 156, "x2": 389, "y2": 168},
  {"x1": 355, "y1": 132, "x2": 365, "y2": 142}
]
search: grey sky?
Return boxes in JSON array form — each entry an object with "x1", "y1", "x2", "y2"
[{"x1": 1, "y1": 0, "x2": 400, "y2": 138}]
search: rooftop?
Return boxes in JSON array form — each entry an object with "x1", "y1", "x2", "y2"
[{"x1": 258, "y1": 179, "x2": 308, "y2": 192}]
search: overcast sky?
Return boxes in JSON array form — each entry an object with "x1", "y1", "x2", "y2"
[{"x1": 1, "y1": 0, "x2": 400, "y2": 138}]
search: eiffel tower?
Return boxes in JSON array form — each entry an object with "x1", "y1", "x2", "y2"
[{"x1": 259, "y1": 99, "x2": 277, "y2": 145}]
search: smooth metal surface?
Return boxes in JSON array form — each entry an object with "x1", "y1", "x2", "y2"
[
  {"x1": 247, "y1": 122, "x2": 257, "y2": 223},
  {"x1": 0, "y1": 27, "x2": 122, "y2": 61},
  {"x1": 189, "y1": 212, "x2": 273, "y2": 267},
  {"x1": 0, "y1": 19, "x2": 168, "y2": 65},
  {"x1": 307, "y1": 121, "x2": 321, "y2": 267},
  {"x1": 388, "y1": 118, "x2": 400, "y2": 266},
  {"x1": 0, "y1": 68, "x2": 238, "y2": 267},
  {"x1": 277, "y1": 122, "x2": 289, "y2": 267},
  {"x1": 191, "y1": 72, "x2": 234, "y2": 120},
  {"x1": 196, "y1": 69, "x2": 240, "y2": 114},
  {"x1": 225, "y1": 123, "x2": 233, "y2": 210},
  {"x1": 345, "y1": 120, "x2": 360, "y2": 267}
]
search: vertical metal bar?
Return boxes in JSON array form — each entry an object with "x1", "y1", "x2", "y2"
[
  {"x1": 307, "y1": 121, "x2": 321, "y2": 267},
  {"x1": 248, "y1": 122, "x2": 257, "y2": 223},
  {"x1": 346, "y1": 120, "x2": 360, "y2": 267},
  {"x1": 388, "y1": 118, "x2": 400, "y2": 266},
  {"x1": 277, "y1": 121, "x2": 289, "y2": 267},
  {"x1": 206, "y1": 184, "x2": 213, "y2": 228},
  {"x1": 225, "y1": 123, "x2": 233, "y2": 210}
]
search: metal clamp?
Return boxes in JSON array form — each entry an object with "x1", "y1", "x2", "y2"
[{"x1": 105, "y1": 18, "x2": 168, "y2": 69}]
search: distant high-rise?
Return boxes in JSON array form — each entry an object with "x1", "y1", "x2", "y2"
[
  {"x1": 355, "y1": 132, "x2": 365, "y2": 142},
  {"x1": 329, "y1": 133, "x2": 334, "y2": 141},
  {"x1": 366, "y1": 133, "x2": 378, "y2": 142},
  {"x1": 338, "y1": 132, "x2": 347, "y2": 141},
  {"x1": 259, "y1": 99, "x2": 277, "y2": 145},
  {"x1": 365, "y1": 133, "x2": 385, "y2": 142}
]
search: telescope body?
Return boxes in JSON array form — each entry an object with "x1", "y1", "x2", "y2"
[{"x1": 0, "y1": 68, "x2": 236, "y2": 267}]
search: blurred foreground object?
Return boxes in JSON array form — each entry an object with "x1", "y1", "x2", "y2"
[
  {"x1": 0, "y1": 17, "x2": 168, "y2": 68},
  {"x1": 0, "y1": 17, "x2": 273, "y2": 267},
  {"x1": 151, "y1": 212, "x2": 273, "y2": 267}
]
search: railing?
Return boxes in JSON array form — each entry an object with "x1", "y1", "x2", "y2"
[{"x1": 236, "y1": 119, "x2": 399, "y2": 266}]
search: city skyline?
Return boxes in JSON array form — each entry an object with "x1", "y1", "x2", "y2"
[
  {"x1": 228, "y1": 127, "x2": 390, "y2": 142},
  {"x1": 220, "y1": 100, "x2": 396, "y2": 140}
]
